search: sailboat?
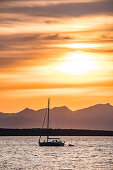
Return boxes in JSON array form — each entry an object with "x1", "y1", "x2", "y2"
[{"x1": 38, "y1": 98, "x2": 65, "y2": 146}]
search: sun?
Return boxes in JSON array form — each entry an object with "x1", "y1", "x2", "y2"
[{"x1": 56, "y1": 53, "x2": 99, "y2": 75}]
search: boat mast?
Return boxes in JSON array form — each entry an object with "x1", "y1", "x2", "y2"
[{"x1": 47, "y1": 98, "x2": 50, "y2": 142}]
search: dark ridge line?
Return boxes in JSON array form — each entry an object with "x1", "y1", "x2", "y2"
[{"x1": 0, "y1": 128, "x2": 113, "y2": 136}]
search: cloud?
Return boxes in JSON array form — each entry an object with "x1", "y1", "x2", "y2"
[
  {"x1": 0, "y1": 33, "x2": 71, "y2": 42},
  {"x1": 0, "y1": 17, "x2": 22, "y2": 25},
  {"x1": 1, "y1": 80, "x2": 113, "y2": 91},
  {"x1": 0, "y1": 33, "x2": 72, "y2": 53},
  {"x1": 0, "y1": 57, "x2": 30, "y2": 68},
  {"x1": 0, "y1": 34, "x2": 39, "y2": 43},
  {"x1": 0, "y1": 0, "x2": 113, "y2": 18},
  {"x1": 45, "y1": 34, "x2": 71, "y2": 40}
]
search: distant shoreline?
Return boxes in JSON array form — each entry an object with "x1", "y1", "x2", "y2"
[{"x1": 0, "y1": 128, "x2": 113, "y2": 136}]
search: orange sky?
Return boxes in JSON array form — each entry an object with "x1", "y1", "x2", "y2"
[{"x1": 0, "y1": 0, "x2": 113, "y2": 112}]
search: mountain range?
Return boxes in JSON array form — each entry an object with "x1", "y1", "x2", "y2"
[{"x1": 0, "y1": 103, "x2": 113, "y2": 130}]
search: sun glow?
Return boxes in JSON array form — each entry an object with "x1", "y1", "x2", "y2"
[{"x1": 56, "y1": 53, "x2": 99, "y2": 75}]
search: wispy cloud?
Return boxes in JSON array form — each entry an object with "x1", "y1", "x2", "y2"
[{"x1": 0, "y1": 0, "x2": 113, "y2": 18}]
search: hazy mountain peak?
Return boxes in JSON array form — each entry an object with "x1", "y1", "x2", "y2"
[
  {"x1": 0, "y1": 103, "x2": 113, "y2": 130},
  {"x1": 52, "y1": 106, "x2": 70, "y2": 111},
  {"x1": 19, "y1": 108, "x2": 35, "y2": 113},
  {"x1": 106, "y1": 103, "x2": 112, "y2": 106},
  {"x1": 24, "y1": 108, "x2": 31, "y2": 111},
  {"x1": 87, "y1": 103, "x2": 112, "y2": 109}
]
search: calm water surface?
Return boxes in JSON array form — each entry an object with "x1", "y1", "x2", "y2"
[{"x1": 0, "y1": 136, "x2": 113, "y2": 170}]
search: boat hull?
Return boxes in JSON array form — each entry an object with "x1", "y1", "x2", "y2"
[{"x1": 39, "y1": 142, "x2": 64, "y2": 146}]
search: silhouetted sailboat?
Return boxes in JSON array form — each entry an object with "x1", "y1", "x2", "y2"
[{"x1": 39, "y1": 98, "x2": 65, "y2": 146}]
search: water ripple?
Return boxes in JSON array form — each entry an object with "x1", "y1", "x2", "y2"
[{"x1": 0, "y1": 136, "x2": 113, "y2": 170}]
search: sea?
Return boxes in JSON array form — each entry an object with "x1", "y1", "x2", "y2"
[{"x1": 0, "y1": 136, "x2": 113, "y2": 170}]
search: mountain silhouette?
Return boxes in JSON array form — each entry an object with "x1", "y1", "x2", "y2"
[{"x1": 0, "y1": 103, "x2": 113, "y2": 130}]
